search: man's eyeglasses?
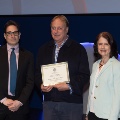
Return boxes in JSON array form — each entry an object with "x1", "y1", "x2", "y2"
[{"x1": 6, "y1": 31, "x2": 20, "y2": 36}]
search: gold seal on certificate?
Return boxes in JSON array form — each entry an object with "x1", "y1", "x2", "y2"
[{"x1": 41, "y1": 62, "x2": 70, "y2": 86}]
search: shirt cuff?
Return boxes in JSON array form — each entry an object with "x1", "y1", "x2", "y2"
[
  {"x1": 0, "y1": 97, "x2": 7, "y2": 104},
  {"x1": 67, "y1": 83, "x2": 73, "y2": 94},
  {"x1": 17, "y1": 100, "x2": 23, "y2": 106}
]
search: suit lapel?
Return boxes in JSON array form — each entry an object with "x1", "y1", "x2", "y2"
[
  {"x1": 1, "y1": 45, "x2": 8, "y2": 64},
  {"x1": 17, "y1": 48, "x2": 25, "y2": 79},
  {"x1": 1, "y1": 45, "x2": 9, "y2": 85},
  {"x1": 97, "y1": 58, "x2": 113, "y2": 78},
  {"x1": 90, "y1": 62, "x2": 99, "y2": 86},
  {"x1": 0, "y1": 45, "x2": 9, "y2": 74}
]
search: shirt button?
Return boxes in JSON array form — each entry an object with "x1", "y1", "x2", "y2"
[
  {"x1": 95, "y1": 85, "x2": 98, "y2": 88},
  {"x1": 94, "y1": 97, "x2": 96, "y2": 99}
]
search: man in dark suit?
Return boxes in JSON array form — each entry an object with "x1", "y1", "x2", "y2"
[
  {"x1": 0, "y1": 20, "x2": 34, "y2": 120},
  {"x1": 35, "y1": 15, "x2": 90, "y2": 120}
]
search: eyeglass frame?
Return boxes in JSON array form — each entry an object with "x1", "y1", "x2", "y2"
[{"x1": 5, "y1": 31, "x2": 20, "y2": 36}]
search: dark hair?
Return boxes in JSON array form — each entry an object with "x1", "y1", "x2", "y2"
[
  {"x1": 50, "y1": 15, "x2": 69, "y2": 28},
  {"x1": 3, "y1": 20, "x2": 20, "y2": 45},
  {"x1": 94, "y1": 32, "x2": 118, "y2": 61},
  {"x1": 4, "y1": 20, "x2": 20, "y2": 33}
]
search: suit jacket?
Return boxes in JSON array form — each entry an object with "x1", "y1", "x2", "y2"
[
  {"x1": 35, "y1": 38, "x2": 90, "y2": 103},
  {"x1": 86, "y1": 57, "x2": 120, "y2": 120},
  {"x1": 0, "y1": 44, "x2": 34, "y2": 113}
]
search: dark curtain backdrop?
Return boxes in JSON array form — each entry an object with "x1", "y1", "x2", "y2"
[{"x1": 0, "y1": 14, "x2": 120, "y2": 109}]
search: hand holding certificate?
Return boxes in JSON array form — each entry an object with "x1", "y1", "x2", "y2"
[{"x1": 41, "y1": 62, "x2": 70, "y2": 86}]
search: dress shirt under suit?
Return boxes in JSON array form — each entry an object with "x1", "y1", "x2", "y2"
[{"x1": 0, "y1": 44, "x2": 34, "y2": 114}]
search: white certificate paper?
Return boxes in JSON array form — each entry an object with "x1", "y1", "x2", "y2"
[{"x1": 41, "y1": 62, "x2": 70, "y2": 86}]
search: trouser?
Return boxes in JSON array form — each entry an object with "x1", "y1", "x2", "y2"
[
  {"x1": 88, "y1": 112, "x2": 120, "y2": 120},
  {"x1": 43, "y1": 101, "x2": 83, "y2": 120},
  {"x1": 0, "y1": 103, "x2": 28, "y2": 120},
  {"x1": 0, "y1": 95, "x2": 29, "y2": 120},
  {"x1": 88, "y1": 112, "x2": 107, "y2": 120}
]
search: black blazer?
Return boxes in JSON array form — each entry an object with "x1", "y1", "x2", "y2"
[
  {"x1": 35, "y1": 38, "x2": 90, "y2": 103},
  {"x1": 0, "y1": 44, "x2": 34, "y2": 113}
]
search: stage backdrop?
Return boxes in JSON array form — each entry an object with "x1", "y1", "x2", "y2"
[
  {"x1": 0, "y1": 15, "x2": 120, "y2": 109},
  {"x1": 0, "y1": 0, "x2": 120, "y2": 14}
]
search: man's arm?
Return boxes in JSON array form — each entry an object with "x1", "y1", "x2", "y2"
[{"x1": 70, "y1": 45, "x2": 90, "y2": 95}]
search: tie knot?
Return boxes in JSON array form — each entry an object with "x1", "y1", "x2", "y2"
[{"x1": 11, "y1": 48, "x2": 15, "y2": 52}]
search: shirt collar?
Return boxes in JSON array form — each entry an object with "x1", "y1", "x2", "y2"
[
  {"x1": 7, "y1": 43, "x2": 19, "y2": 52},
  {"x1": 55, "y1": 35, "x2": 69, "y2": 48}
]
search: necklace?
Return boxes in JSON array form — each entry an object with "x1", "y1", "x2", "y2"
[{"x1": 99, "y1": 63, "x2": 103, "y2": 68}]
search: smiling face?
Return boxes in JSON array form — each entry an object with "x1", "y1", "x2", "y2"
[
  {"x1": 4, "y1": 25, "x2": 20, "y2": 46},
  {"x1": 97, "y1": 36, "x2": 111, "y2": 58},
  {"x1": 51, "y1": 18, "x2": 68, "y2": 45}
]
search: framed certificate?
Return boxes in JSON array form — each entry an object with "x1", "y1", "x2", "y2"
[{"x1": 41, "y1": 62, "x2": 70, "y2": 86}]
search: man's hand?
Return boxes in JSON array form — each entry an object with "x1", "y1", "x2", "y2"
[
  {"x1": 54, "y1": 82, "x2": 69, "y2": 91},
  {"x1": 41, "y1": 84, "x2": 53, "y2": 92},
  {"x1": 8, "y1": 100, "x2": 22, "y2": 112},
  {"x1": 3, "y1": 98, "x2": 13, "y2": 106}
]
